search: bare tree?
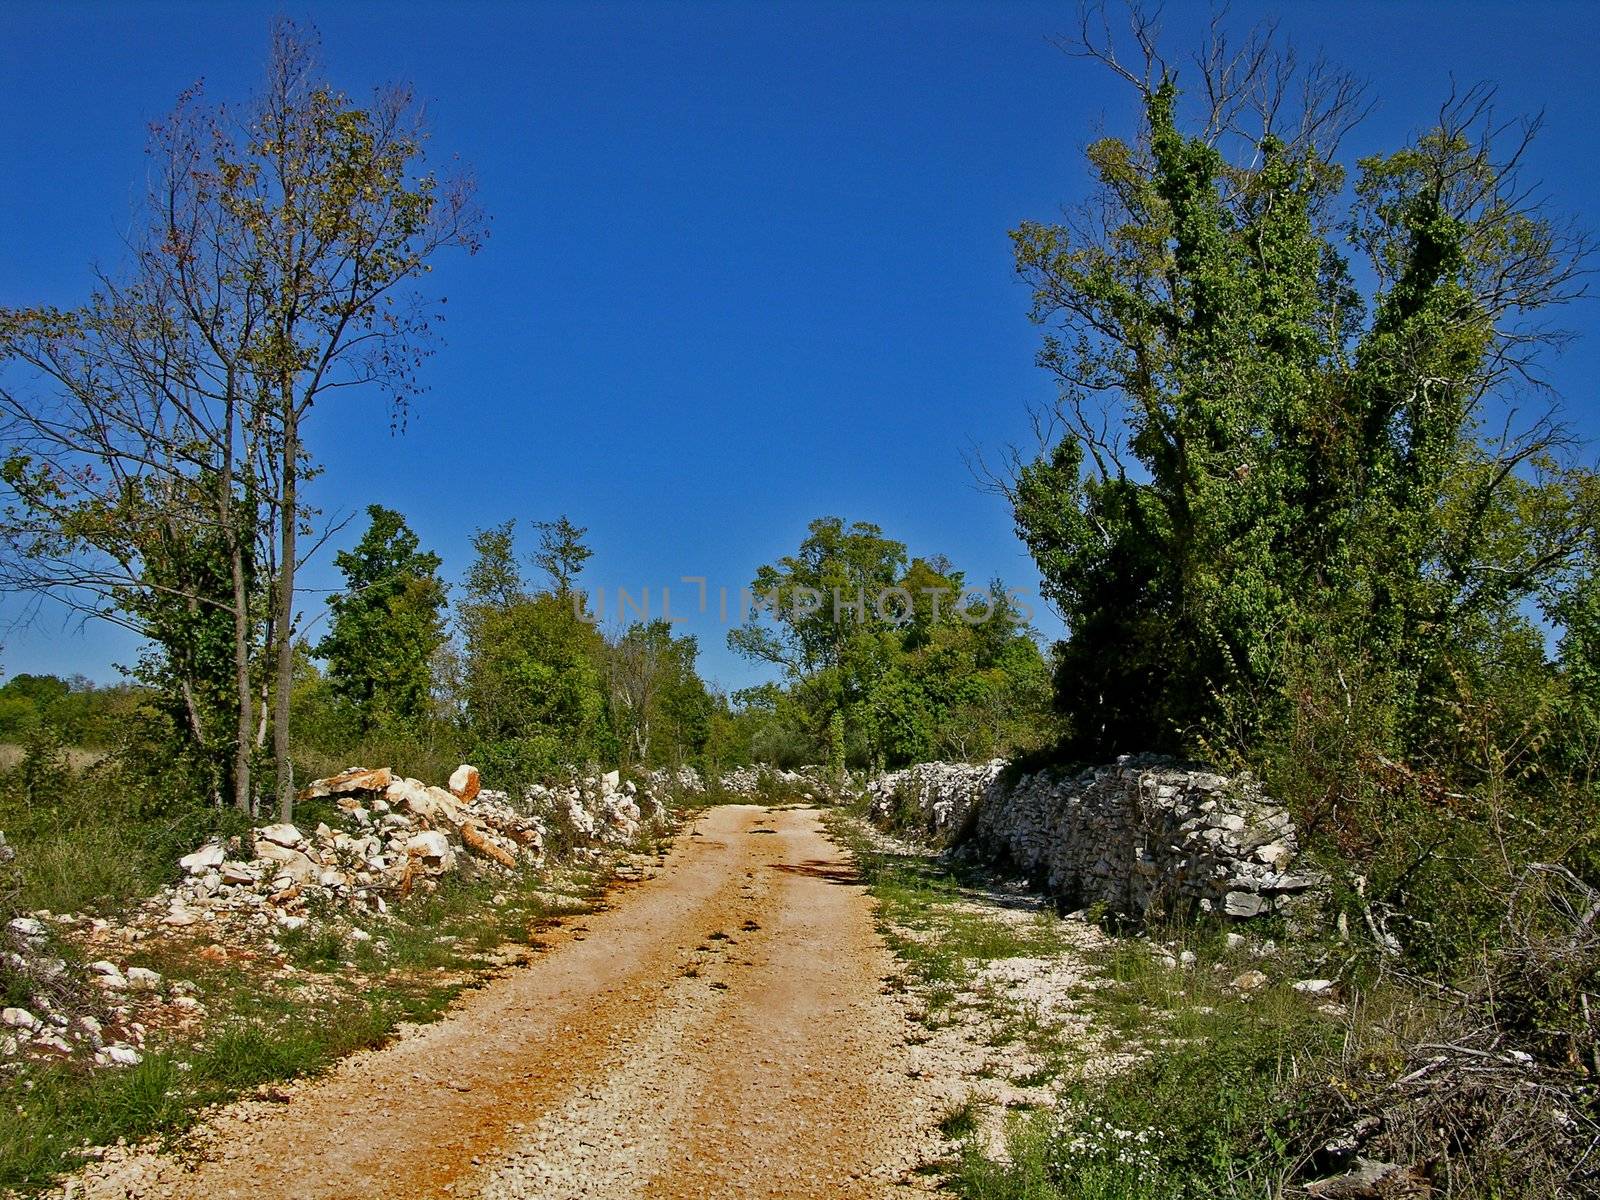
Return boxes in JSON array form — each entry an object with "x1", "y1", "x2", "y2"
[{"x1": 1, "y1": 20, "x2": 485, "y2": 818}]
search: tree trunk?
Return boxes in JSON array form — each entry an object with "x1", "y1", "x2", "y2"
[
  {"x1": 219, "y1": 382, "x2": 255, "y2": 813},
  {"x1": 274, "y1": 404, "x2": 297, "y2": 823},
  {"x1": 229, "y1": 539, "x2": 254, "y2": 813}
]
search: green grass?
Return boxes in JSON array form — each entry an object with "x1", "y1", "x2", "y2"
[
  {"x1": 828, "y1": 811, "x2": 1067, "y2": 1026},
  {"x1": 939, "y1": 942, "x2": 1343, "y2": 1200},
  {"x1": 0, "y1": 982, "x2": 449, "y2": 1193}
]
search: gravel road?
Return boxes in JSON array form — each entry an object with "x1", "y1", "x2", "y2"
[{"x1": 71, "y1": 805, "x2": 941, "y2": 1200}]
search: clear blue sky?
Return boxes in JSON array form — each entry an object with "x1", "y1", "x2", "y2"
[{"x1": 2, "y1": 1, "x2": 1597, "y2": 691}]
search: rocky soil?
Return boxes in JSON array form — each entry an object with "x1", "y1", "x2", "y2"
[
  {"x1": 836, "y1": 817, "x2": 1140, "y2": 1160},
  {"x1": 0, "y1": 765, "x2": 674, "y2": 1081}
]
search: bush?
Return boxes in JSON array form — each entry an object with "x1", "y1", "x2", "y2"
[{"x1": 0, "y1": 746, "x2": 251, "y2": 916}]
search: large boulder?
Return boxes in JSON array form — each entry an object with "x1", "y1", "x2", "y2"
[
  {"x1": 298, "y1": 767, "x2": 393, "y2": 800},
  {"x1": 386, "y1": 778, "x2": 462, "y2": 824}
]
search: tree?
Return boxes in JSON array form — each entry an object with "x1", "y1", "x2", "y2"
[
  {"x1": 1002, "y1": 19, "x2": 1594, "y2": 762},
  {"x1": 1, "y1": 21, "x2": 484, "y2": 818},
  {"x1": 728, "y1": 517, "x2": 908, "y2": 675},
  {"x1": 238, "y1": 23, "x2": 485, "y2": 819},
  {"x1": 463, "y1": 521, "x2": 524, "y2": 614},
  {"x1": 532, "y1": 515, "x2": 592, "y2": 597},
  {"x1": 0, "y1": 297, "x2": 273, "y2": 810},
  {"x1": 731, "y1": 518, "x2": 1053, "y2": 768},
  {"x1": 458, "y1": 521, "x2": 611, "y2": 782},
  {"x1": 315, "y1": 506, "x2": 447, "y2": 735},
  {"x1": 606, "y1": 621, "x2": 711, "y2": 767}
]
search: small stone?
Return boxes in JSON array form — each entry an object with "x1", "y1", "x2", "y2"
[
  {"x1": 406, "y1": 830, "x2": 455, "y2": 872},
  {"x1": 125, "y1": 967, "x2": 162, "y2": 992},
  {"x1": 214, "y1": 860, "x2": 255, "y2": 884},
  {"x1": 100, "y1": 1044, "x2": 142, "y2": 1067},
  {"x1": 2, "y1": 1008, "x2": 37, "y2": 1029},
  {"x1": 1293, "y1": 978, "x2": 1335, "y2": 994},
  {"x1": 298, "y1": 767, "x2": 393, "y2": 800},
  {"x1": 8, "y1": 916, "x2": 46, "y2": 939},
  {"x1": 1223, "y1": 891, "x2": 1267, "y2": 918},
  {"x1": 1254, "y1": 841, "x2": 1292, "y2": 870},
  {"x1": 1230, "y1": 970, "x2": 1269, "y2": 993}
]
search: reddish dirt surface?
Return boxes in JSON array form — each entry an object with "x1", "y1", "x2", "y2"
[{"x1": 71, "y1": 805, "x2": 938, "y2": 1200}]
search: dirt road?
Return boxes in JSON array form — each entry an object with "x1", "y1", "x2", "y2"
[{"x1": 77, "y1": 806, "x2": 938, "y2": 1200}]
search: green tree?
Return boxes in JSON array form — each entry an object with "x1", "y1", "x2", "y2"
[
  {"x1": 459, "y1": 521, "x2": 611, "y2": 782},
  {"x1": 606, "y1": 621, "x2": 712, "y2": 767},
  {"x1": 532, "y1": 515, "x2": 593, "y2": 597},
  {"x1": 315, "y1": 506, "x2": 447, "y2": 735},
  {"x1": 732, "y1": 519, "x2": 1053, "y2": 768},
  {"x1": 1007, "y1": 56, "x2": 1594, "y2": 763},
  {"x1": 2, "y1": 22, "x2": 484, "y2": 819}
]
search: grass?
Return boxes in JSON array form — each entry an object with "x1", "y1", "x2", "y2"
[
  {"x1": 828, "y1": 810, "x2": 1067, "y2": 1027},
  {"x1": 936, "y1": 935, "x2": 1345, "y2": 1200}
]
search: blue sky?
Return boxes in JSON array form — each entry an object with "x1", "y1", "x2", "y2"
[{"x1": 2, "y1": 0, "x2": 1597, "y2": 691}]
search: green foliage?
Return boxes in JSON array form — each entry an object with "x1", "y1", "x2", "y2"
[
  {"x1": 606, "y1": 620, "x2": 713, "y2": 768},
  {"x1": 315, "y1": 505, "x2": 448, "y2": 736},
  {"x1": 0, "y1": 737, "x2": 250, "y2": 915},
  {"x1": 1011, "y1": 77, "x2": 1595, "y2": 768},
  {"x1": 532, "y1": 514, "x2": 593, "y2": 596},
  {"x1": 0, "y1": 675, "x2": 136, "y2": 748},
  {"x1": 729, "y1": 518, "x2": 1055, "y2": 768},
  {"x1": 1004, "y1": 51, "x2": 1600, "y2": 1049},
  {"x1": 458, "y1": 521, "x2": 614, "y2": 784}
]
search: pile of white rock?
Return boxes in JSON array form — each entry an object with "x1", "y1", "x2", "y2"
[
  {"x1": 868, "y1": 755, "x2": 1323, "y2": 922},
  {"x1": 524, "y1": 769, "x2": 663, "y2": 847},
  {"x1": 647, "y1": 764, "x2": 841, "y2": 800},
  {"x1": 154, "y1": 765, "x2": 673, "y2": 935}
]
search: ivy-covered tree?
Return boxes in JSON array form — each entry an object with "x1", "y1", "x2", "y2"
[
  {"x1": 315, "y1": 506, "x2": 447, "y2": 735},
  {"x1": 1006, "y1": 45, "x2": 1596, "y2": 763}
]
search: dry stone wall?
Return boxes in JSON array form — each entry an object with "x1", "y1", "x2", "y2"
[{"x1": 867, "y1": 755, "x2": 1322, "y2": 922}]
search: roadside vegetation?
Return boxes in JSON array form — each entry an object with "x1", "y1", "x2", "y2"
[
  {"x1": 0, "y1": 819, "x2": 633, "y2": 1194},
  {"x1": 939, "y1": 4, "x2": 1600, "y2": 1196}
]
